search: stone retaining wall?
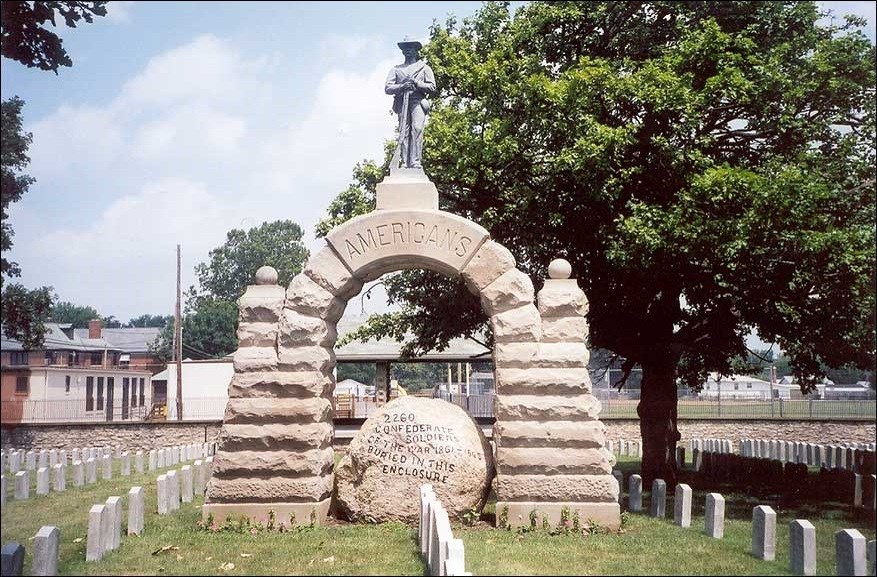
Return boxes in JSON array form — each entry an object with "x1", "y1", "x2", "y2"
[
  {"x1": 1, "y1": 422, "x2": 222, "y2": 452},
  {"x1": 604, "y1": 420, "x2": 876, "y2": 445}
]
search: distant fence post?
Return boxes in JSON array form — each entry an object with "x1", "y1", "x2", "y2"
[
  {"x1": 779, "y1": 398, "x2": 783, "y2": 418},
  {"x1": 808, "y1": 398, "x2": 813, "y2": 418}
]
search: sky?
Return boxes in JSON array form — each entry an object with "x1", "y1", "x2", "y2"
[{"x1": 1, "y1": 1, "x2": 875, "y2": 329}]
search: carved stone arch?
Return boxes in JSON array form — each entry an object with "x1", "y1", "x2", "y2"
[{"x1": 203, "y1": 208, "x2": 619, "y2": 530}]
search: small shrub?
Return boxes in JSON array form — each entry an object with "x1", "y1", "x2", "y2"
[{"x1": 498, "y1": 505, "x2": 510, "y2": 529}]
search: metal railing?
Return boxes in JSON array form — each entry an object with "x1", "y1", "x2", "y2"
[{"x1": 3, "y1": 395, "x2": 873, "y2": 424}]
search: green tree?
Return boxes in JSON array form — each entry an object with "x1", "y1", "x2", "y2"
[
  {"x1": 322, "y1": 2, "x2": 876, "y2": 486},
  {"x1": 127, "y1": 314, "x2": 172, "y2": 328},
  {"x1": 0, "y1": 283, "x2": 54, "y2": 349},
  {"x1": 49, "y1": 301, "x2": 100, "y2": 328},
  {"x1": 152, "y1": 220, "x2": 310, "y2": 361},
  {"x1": 1, "y1": 96, "x2": 34, "y2": 282},
  {"x1": 1, "y1": 1, "x2": 108, "y2": 73},
  {"x1": 190, "y1": 220, "x2": 309, "y2": 305}
]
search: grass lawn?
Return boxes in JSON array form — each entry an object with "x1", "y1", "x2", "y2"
[{"x1": 1, "y1": 456, "x2": 873, "y2": 575}]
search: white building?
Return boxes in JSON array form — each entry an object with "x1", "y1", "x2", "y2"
[
  {"x1": 155, "y1": 358, "x2": 233, "y2": 421},
  {"x1": 700, "y1": 373, "x2": 825, "y2": 400}
]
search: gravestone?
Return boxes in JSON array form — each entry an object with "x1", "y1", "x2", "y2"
[
  {"x1": 86, "y1": 505, "x2": 106, "y2": 562},
  {"x1": 629, "y1": 474, "x2": 643, "y2": 512},
  {"x1": 0, "y1": 542, "x2": 25, "y2": 576},
  {"x1": 128, "y1": 487, "x2": 144, "y2": 535},
  {"x1": 674, "y1": 483, "x2": 692, "y2": 528},
  {"x1": 650, "y1": 479, "x2": 666, "y2": 518},
  {"x1": 52, "y1": 464, "x2": 65, "y2": 492},
  {"x1": 336, "y1": 396, "x2": 494, "y2": 523},
  {"x1": 836, "y1": 529, "x2": 866, "y2": 576},
  {"x1": 790, "y1": 519, "x2": 816, "y2": 576},
  {"x1": 752, "y1": 505, "x2": 776, "y2": 561},
  {"x1": 105, "y1": 497, "x2": 122, "y2": 551},
  {"x1": 14, "y1": 471, "x2": 29, "y2": 500},
  {"x1": 705, "y1": 493, "x2": 725, "y2": 538},
  {"x1": 32, "y1": 526, "x2": 59, "y2": 576}
]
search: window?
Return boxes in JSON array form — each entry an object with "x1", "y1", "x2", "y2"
[
  {"x1": 15, "y1": 375, "x2": 28, "y2": 393},
  {"x1": 125, "y1": 377, "x2": 136, "y2": 408},
  {"x1": 65, "y1": 375, "x2": 71, "y2": 393},
  {"x1": 91, "y1": 352, "x2": 103, "y2": 366},
  {"x1": 45, "y1": 351, "x2": 62, "y2": 365},
  {"x1": 10, "y1": 351, "x2": 28, "y2": 365},
  {"x1": 86, "y1": 377, "x2": 94, "y2": 411},
  {"x1": 67, "y1": 352, "x2": 76, "y2": 367},
  {"x1": 139, "y1": 378, "x2": 145, "y2": 407},
  {"x1": 734, "y1": 383, "x2": 739, "y2": 391},
  {"x1": 97, "y1": 377, "x2": 104, "y2": 411},
  {"x1": 747, "y1": 383, "x2": 752, "y2": 389}
]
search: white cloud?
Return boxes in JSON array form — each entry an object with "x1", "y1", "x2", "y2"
[
  {"x1": 104, "y1": 1, "x2": 135, "y2": 23},
  {"x1": 15, "y1": 32, "x2": 400, "y2": 319}
]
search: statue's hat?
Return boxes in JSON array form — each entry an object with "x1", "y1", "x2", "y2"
[{"x1": 397, "y1": 35, "x2": 423, "y2": 50}]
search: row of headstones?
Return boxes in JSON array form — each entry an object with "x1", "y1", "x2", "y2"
[
  {"x1": 419, "y1": 485, "x2": 470, "y2": 577},
  {"x1": 0, "y1": 526, "x2": 60, "y2": 577},
  {"x1": 155, "y1": 458, "x2": 213, "y2": 515},
  {"x1": 694, "y1": 449, "x2": 877, "y2": 511},
  {"x1": 606, "y1": 439, "x2": 642, "y2": 458},
  {"x1": 736, "y1": 438, "x2": 876, "y2": 473},
  {"x1": 2, "y1": 443, "x2": 217, "y2": 475},
  {"x1": 623, "y1": 473, "x2": 876, "y2": 576},
  {"x1": 2, "y1": 443, "x2": 216, "y2": 504}
]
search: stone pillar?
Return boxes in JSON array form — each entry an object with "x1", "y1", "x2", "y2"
[
  {"x1": 704, "y1": 493, "x2": 725, "y2": 538},
  {"x1": 752, "y1": 505, "x2": 776, "y2": 561},
  {"x1": 203, "y1": 265, "x2": 338, "y2": 525},
  {"x1": 674, "y1": 484, "x2": 692, "y2": 527},
  {"x1": 32, "y1": 526, "x2": 59, "y2": 576},
  {"x1": 128, "y1": 487, "x2": 144, "y2": 535},
  {"x1": 491, "y1": 258, "x2": 619, "y2": 529}
]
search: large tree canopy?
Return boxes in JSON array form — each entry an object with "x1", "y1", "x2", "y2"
[{"x1": 321, "y1": 1, "x2": 876, "y2": 486}]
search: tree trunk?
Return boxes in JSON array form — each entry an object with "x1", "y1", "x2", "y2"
[{"x1": 637, "y1": 351, "x2": 681, "y2": 489}]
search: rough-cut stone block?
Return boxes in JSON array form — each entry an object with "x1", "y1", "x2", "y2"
[
  {"x1": 227, "y1": 371, "x2": 333, "y2": 399},
  {"x1": 232, "y1": 347, "x2": 278, "y2": 373},
  {"x1": 224, "y1": 397, "x2": 333, "y2": 424},
  {"x1": 537, "y1": 278, "x2": 588, "y2": 318},
  {"x1": 541, "y1": 316, "x2": 588, "y2": 342},
  {"x1": 303, "y1": 245, "x2": 364, "y2": 299},
  {"x1": 219, "y1": 422, "x2": 333, "y2": 451},
  {"x1": 128, "y1": 487, "x2": 144, "y2": 535},
  {"x1": 86, "y1": 505, "x2": 105, "y2": 562},
  {"x1": 752, "y1": 505, "x2": 776, "y2": 561},
  {"x1": 495, "y1": 501, "x2": 620, "y2": 530},
  {"x1": 495, "y1": 394, "x2": 601, "y2": 421},
  {"x1": 32, "y1": 525, "x2": 59, "y2": 576},
  {"x1": 236, "y1": 322, "x2": 279, "y2": 348},
  {"x1": 278, "y1": 309, "x2": 338, "y2": 348},
  {"x1": 480, "y1": 269, "x2": 534, "y2": 316},
  {"x1": 533, "y1": 342, "x2": 589, "y2": 368},
  {"x1": 496, "y1": 447, "x2": 613, "y2": 475},
  {"x1": 705, "y1": 493, "x2": 725, "y2": 538},
  {"x1": 494, "y1": 473, "x2": 618, "y2": 503},
  {"x1": 201, "y1": 499, "x2": 332, "y2": 527},
  {"x1": 494, "y1": 420, "x2": 605, "y2": 449},
  {"x1": 285, "y1": 273, "x2": 346, "y2": 323},
  {"x1": 490, "y1": 304, "x2": 541, "y2": 343},
  {"x1": 206, "y1": 474, "x2": 333, "y2": 502},
  {"x1": 237, "y1": 284, "x2": 285, "y2": 323},
  {"x1": 674, "y1": 484, "x2": 692, "y2": 527},
  {"x1": 212, "y1": 447, "x2": 334, "y2": 478},
  {"x1": 277, "y1": 345, "x2": 335, "y2": 373},
  {"x1": 494, "y1": 367, "x2": 592, "y2": 395},
  {"x1": 493, "y1": 342, "x2": 539, "y2": 368},
  {"x1": 461, "y1": 240, "x2": 516, "y2": 295}
]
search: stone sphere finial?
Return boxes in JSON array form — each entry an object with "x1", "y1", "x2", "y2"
[
  {"x1": 255, "y1": 266, "x2": 278, "y2": 285},
  {"x1": 548, "y1": 258, "x2": 572, "y2": 279}
]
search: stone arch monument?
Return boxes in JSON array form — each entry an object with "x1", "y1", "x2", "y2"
[{"x1": 202, "y1": 172, "x2": 620, "y2": 529}]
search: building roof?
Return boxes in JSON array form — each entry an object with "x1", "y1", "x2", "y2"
[
  {"x1": 334, "y1": 315, "x2": 491, "y2": 362},
  {"x1": 73, "y1": 327, "x2": 161, "y2": 353},
  {"x1": 1, "y1": 323, "x2": 121, "y2": 352}
]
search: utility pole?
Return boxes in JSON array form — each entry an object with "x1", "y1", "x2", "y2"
[{"x1": 176, "y1": 244, "x2": 183, "y2": 421}]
